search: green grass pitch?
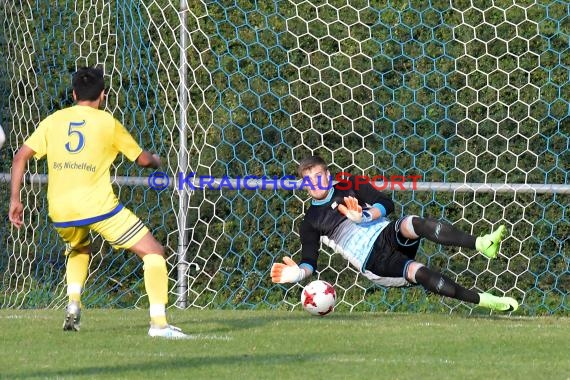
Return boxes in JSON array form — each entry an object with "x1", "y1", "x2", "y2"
[{"x1": 1, "y1": 309, "x2": 568, "y2": 379}]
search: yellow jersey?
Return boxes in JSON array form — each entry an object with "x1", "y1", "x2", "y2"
[{"x1": 24, "y1": 105, "x2": 143, "y2": 226}]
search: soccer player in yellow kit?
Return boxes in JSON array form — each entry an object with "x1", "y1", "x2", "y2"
[{"x1": 8, "y1": 67, "x2": 186, "y2": 338}]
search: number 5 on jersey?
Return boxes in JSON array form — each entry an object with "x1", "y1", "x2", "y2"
[{"x1": 65, "y1": 121, "x2": 86, "y2": 153}]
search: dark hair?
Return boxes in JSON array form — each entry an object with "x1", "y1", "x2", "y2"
[
  {"x1": 297, "y1": 155, "x2": 329, "y2": 177},
  {"x1": 72, "y1": 66, "x2": 105, "y2": 101}
]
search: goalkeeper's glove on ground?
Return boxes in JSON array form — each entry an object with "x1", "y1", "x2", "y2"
[{"x1": 271, "y1": 257, "x2": 305, "y2": 283}]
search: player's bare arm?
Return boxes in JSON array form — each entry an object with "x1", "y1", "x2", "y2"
[
  {"x1": 136, "y1": 151, "x2": 161, "y2": 168},
  {"x1": 9, "y1": 144, "x2": 36, "y2": 229}
]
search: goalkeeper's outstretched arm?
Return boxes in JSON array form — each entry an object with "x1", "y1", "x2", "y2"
[{"x1": 271, "y1": 219, "x2": 319, "y2": 284}]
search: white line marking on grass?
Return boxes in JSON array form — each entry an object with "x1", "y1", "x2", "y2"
[
  {"x1": 320, "y1": 356, "x2": 455, "y2": 365},
  {"x1": 148, "y1": 334, "x2": 232, "y2": 341},
  {"x1": 185, "y1": 334, "x2": 233, "y2": 341},
  {"x1": 0, "y1": 314, "x2": 51, "y2": 320}
]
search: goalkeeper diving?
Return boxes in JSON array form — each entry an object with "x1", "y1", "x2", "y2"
[{"x1": 271, "y1": 155, "x2": 519, "y2": 312}]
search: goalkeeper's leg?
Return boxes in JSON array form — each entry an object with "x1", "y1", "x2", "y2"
[
  {"x1": 400, "y1": 216, "x2": 507, "y2": 259},
  {"x1": 407, "y1": 262, "x2": 518, "y2": 312},
  {"x1": 369, "y1": 226, "x2": 518, "y2": 312}
]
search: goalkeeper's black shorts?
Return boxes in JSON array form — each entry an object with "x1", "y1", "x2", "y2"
[{"x1": 365, "y1": 216, "x2": 421, "y2": 279}]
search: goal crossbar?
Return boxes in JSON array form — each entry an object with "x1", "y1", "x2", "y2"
[{"x1": 1, "y1": 173, "x2": 568, "y2": 193}]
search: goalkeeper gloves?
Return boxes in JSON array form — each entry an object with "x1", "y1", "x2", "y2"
[
  {"x1": 337, "y1": 196, "x2": 373, "y2": 224},
  {"x1": 271, "y1": 257, "x2": 305, "y2": 283}
]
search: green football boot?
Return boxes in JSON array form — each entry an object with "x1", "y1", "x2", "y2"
[{"x1": 476, "y1": 225, "x2": 507, "y2": 259}]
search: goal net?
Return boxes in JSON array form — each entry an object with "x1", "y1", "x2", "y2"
[{"x1": 0, "y1": 0, "x2": 567, "y2": 315}]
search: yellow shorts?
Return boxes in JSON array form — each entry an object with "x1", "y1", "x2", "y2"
[{"x1": 55, "y1": 207, "x2": 149, "y2": 255}]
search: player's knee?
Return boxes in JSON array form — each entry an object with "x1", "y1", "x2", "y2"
[
  {"x1": 140, "y1": 243, "x2": 165, "y2": 257},
  {"x1": 149, "y1": 236, "x2": 165, "y2": 256},
  {"x1": 155, "y1": 244, "x2": 165, "y2": 257},
  {"x1": 129, "y1": 232, "x2": 165, "y2": 257},
  {"x1": 401, "y1": 215, "x2": 419, "y2": 239},
  {"x1": 405, "y1": 261, "x2": 424, "y2": 283}
]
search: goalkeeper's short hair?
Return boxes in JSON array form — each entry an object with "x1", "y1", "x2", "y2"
[{"x1": 297, "y1": 155, "x2": 329, "y2": 177}]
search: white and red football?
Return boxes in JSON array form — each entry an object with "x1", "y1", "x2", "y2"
[{"x1": 301, "y1": 280, "x2": 336, "y2": 316}]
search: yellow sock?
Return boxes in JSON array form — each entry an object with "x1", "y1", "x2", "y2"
[
  {"x1": 143, "y1": 254, "x2": 168, "y2": 327},
  {"x1": 66, "y1": 252, "x2": 89, "y2": 304}
]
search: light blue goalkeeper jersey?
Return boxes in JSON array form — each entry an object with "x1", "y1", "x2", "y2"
[{"x1": 320, "y1": 216, "x2": 391, "y2": 271}]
